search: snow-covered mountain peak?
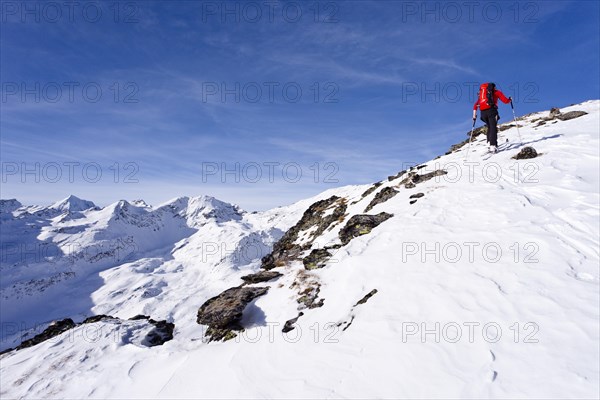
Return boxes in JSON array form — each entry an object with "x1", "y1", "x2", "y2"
[
  {"x1": 131, "y1": 199, "x2": 151, "y2": 208},
  {"x1": 157, "y1": 195, "x2": 243, "y2": 226},
  {"x1": 49, "y1": 195, "x2": 97, "y2": 212}
]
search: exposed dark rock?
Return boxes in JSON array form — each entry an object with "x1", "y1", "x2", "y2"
[
  {"x1": 339, "y1": 213, "x2": 394, "y2": 245},
  {"x1": 415, "y1": 164, "x2": 427, "y2": 170},
  {"x1": 297, "y1": 285, "x2": 324, "y2": 309},
  {"x1": 549, "y1": 107, "x2": 561, "y2": 118},
  {"x1": 498, "y1": 123, "x2": 518, "y2": 132},
  {"x1": 14, "y1": 318, "x2": 76, "y2": 351},
  {"x1": 129, "y1": 314, "x2": 150, "y2": 321},
  {"x1": 557, "y1": 111, "x2": 587, "y2": 121},
  {"x1": 303, "y1": 248, "x2": 332, "y2": 270},
  {"x1": 355, "y1": 289, "x2": 378, "y2": 306},
  {"x1": 446, "y1": 138, "x2": 470, "y2": 154},
  {"x1": 512, "y1": 146, "x2": 539, "y2": 160},
  {"x1": 364, "y1": 187, "x2": 399, "y2": 212},
  {"x1": 335, "y1": 289, "x2": 379, "y2": 333},
  {"x1": 360, "y1": 182, "x2": 383, "y2": 197},
  {"x1": 0, "y1": 314, "x2": 175, "y2": 355},
  {"x1": 282, "y1": 312, "x2": 304, "y2": 333},
  {"x1": 545, "y1": 108, "x2": 587, "y2": 121},
  {"x1": 400, "y1": 170, "x2": 447, "y2": 189},
  {"x1": 409, "y1": 193, "x2": 424, "y2": 199},
  {"x1": 409, "y1": 200, "x2": 418, "y2": 205},
  {"x1": 241, "y1": 271, "x2": 282, "y2": 284},
  {"x1": 339, "y1": 315, "x2": 355, "y2": 331},
  {"x1": 388, "y1": 170, "x2": 406, "y2": 181},
  {"x1": 261, "y1": 196, "x2": 347, "y2": 270},
  {"x1": 144, "y1": 320, "x2": 175, "y2": 347},
  {"x1": 197, "y1": 286, "x2": 269, "y2": 341},
  {"x1": 447, "y1": 123, "x2": 518, "y2": 153},
  {"x1": 467, "y1": 125, "x2": 487, "y2": 138},
  {"x1": 82, "y1": 314, "x2": 114, "y2": 324},
  {"x1": 205, "y1": 327, "x2": 238, "y2": 342}
]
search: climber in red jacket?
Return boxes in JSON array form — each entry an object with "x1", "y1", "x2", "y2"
[{"x1": 473, "y1": 83, "x2": 512, "y2": 153}]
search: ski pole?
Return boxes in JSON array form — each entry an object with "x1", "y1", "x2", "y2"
[
  {"x1": 465, "y1": 117, "x2": 476, "y2": 160},
  {"x1": 510, "y1": 99, "x2": 523, "y2": 145}
]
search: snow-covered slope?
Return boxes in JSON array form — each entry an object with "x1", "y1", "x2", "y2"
[{"x1": 0, "y1": 101, "x2": 598, "y2": 399}]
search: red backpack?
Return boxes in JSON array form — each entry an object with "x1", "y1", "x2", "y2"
[{"x1": 478, "y1": 82, "x2": 496, "y2": 110}]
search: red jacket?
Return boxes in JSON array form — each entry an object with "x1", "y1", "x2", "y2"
[{"x1": 473, "y1": 88, "x2": 510, "y2": 111}]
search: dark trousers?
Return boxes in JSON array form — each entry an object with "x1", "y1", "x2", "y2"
[{"x1": 480, "y1": 108, "x2": 499, "y2": 146}]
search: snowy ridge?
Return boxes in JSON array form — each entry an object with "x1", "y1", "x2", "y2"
[{"x1": 0, "y1": 101, "x2": 598, "y2": 399}]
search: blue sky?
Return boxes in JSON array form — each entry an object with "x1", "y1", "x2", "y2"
[{"x1": 1, "y1": 0, "x2": 599, "y2": 210}]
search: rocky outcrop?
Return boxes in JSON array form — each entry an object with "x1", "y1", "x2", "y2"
[
  {"x1": 127, "y1": 315, "x2": 175, "y2": 346},
  {"x1": 82, "y1": 314, "x2": 115, "y2": 324},
  {"x1": 399, "y1": 170, "x2": 447, "y2": 189},
  {"x1": 387, "y1": 170, "x2": 406, "y2": 181},
  {"x1": 549, "y1": 107, "x2": 561, "y2": 118},
  {"x1": 355, "y1": 289, "x2": 378, "y2": 306},
  {"x1": 364, "y1": 187, "x2": 399, "y2": 212},
  {"x1": 557, "y1": 110, "x2": 587, "y2": 121},
  {"x1": 1, "y1": 314, "x2": 175, "y2": 355},
  {"x1": 261, "y1": 196, "x2": 347, "y2": 270},
  {"x1": 360, "y1": 182, "x2": 383, "y2": 197},
  {"x1": 13, "y1": 318, "x2": 76, "y2": 352},
  {"x1": 303, "y1": 248, "x2": 332, "y2": 270},
  {"x1": 446, "y1": 138, "x2": 471, "y2": 154},
  {"x1": 297, "y1": 284, "x2": 324, "y2": 309},
  {"x1": 282, "y1": 312, "x2": 304, "y2": 333},
  {"x1": 197, "y1": 286, "x2": 269, "y2": 341},
  {"x1": 512, "y1": 146, "x2": 539, "y2": 160},
  {"x1": 240, "y1": 271, "x2": 282, "y2": 284},
  {"x1": 470, "y1": 125, "x2": 488, "y2": 138},
  {"x1": 144, "y1": 320, "x2": 175, "y2": 346},
  {"x1": 337, "y1": 289, "x2": 379, "y2": 332},
  {"x1": 530, "y1": 108, "x2": 587, "y2": 126},
  {"x1": 409, "y1": 192, "x2": 425, "y2": 205},
  {"x1": 339, "y1": 213, "x2": 393, "y2": 245}
]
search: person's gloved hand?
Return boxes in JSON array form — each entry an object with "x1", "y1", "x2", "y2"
[
  {"x1": 472, "y1": 110, "x2": 477, "y2": 120},
  {"x1": 508, "y1": 96, "x2": 513, "y2": 102}
]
